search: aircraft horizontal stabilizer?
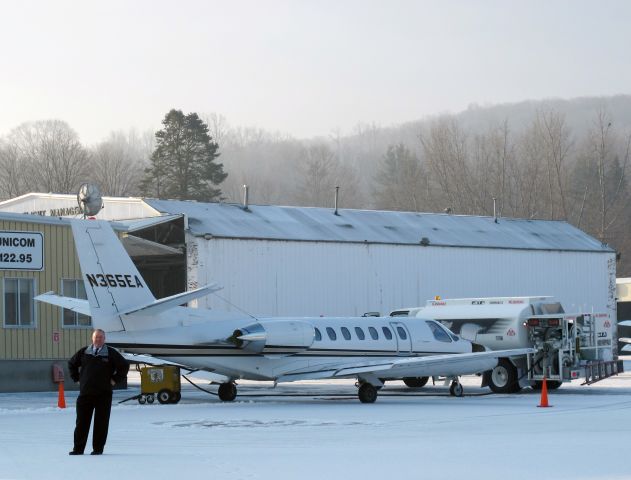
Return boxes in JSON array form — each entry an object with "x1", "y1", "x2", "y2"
[
  {"x1": 120, "y1": 283, "x2": 222, "y2": 317},
  {"x1": 619, "y1": 320, "x2": 631, "y2": 327},
  {"x1": 35, "y1": 292, "x2": 90, "y2": 316}
]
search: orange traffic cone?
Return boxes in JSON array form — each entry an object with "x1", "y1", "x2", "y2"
[
  {"x1": 57, "y1": 381, "x2": 66, "y2": 409},
  {"x1": 537, "y1": 377, "x2": 552, "y2": 408}
]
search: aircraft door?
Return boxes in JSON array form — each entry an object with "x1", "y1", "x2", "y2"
[{"x1": 390, "y1": 322, "x2": 412, "y2": 354}]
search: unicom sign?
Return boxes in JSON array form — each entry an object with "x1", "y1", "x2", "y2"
[{"x1": 0, "y1": 231, "x2": 43, "y2": 271}]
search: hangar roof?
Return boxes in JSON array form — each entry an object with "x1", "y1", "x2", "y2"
[{"x1": 144, "y1": 199, "x2": 612, "y2": 253}]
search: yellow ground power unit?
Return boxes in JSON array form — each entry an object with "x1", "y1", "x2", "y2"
[{"x1": 138, "y1": 365, "x2": 181, "y2": 404}]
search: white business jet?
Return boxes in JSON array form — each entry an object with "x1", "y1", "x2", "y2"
[{"x1": 36, "y1": 220, "x2": 532, "y2": 403}]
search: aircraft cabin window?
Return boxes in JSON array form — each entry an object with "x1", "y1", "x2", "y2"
[
  {"x1": 382, "y1": 327, "x2": 393, "y2": 340},
  {"x1": 396, "y1": 326, "x2": 407, "y2": 340},
  {"x1": 354, "y1": 327, "x2": 365, "y2": 340},
  {"x1": 315, "y1": 328, "x2": 322, "y2": 341},
  {"x1": 341, "y1": 327, "x2": 351, "y2": 340},
  {"x1": 427, "y1": 321, "x2": 452, "y2": 343},
  {"x1": 368, "y1": 327, "x2": 379, "y2": 340},
  {"x1": 326, "y1": 327, "x2": 337, "y2": 341}
]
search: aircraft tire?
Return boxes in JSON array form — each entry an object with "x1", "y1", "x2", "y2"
[
  {"x1": 157, "y1": 389, "x2": 172, "y2": 404},
  {"x1": 146, "y1": 394, "x2": 155, "y2": 404},
  {"x1": 358, "y1": 383, "x2": 378, "y2": 403},
  {"x1": 488, "y1": 358, "x2": 518, "y2": 394},
  {"x1": 403, "y1": 376, "x2": 429, "y2": 388},
  {"x1": 218, "y1": 382, "x2": 237, "y2": 402},
  {"x1": 449, "y1": 381, "x2": 464, "y2": 397}
]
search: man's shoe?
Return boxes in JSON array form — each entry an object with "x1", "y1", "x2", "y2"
[
  {"x1": 90, "y1": 451, "x2": 103, "y2": 455},
  {"x1": 68, "y1": 451, "x2": 83, "y2": 455}
]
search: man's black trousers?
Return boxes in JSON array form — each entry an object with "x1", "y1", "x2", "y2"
[{"x1": 73, "y1": 393, "x2": 112, "y2": 453}]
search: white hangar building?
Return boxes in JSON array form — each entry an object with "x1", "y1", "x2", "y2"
[
  {"x1": 143, "y1": 198, "x2": 616, "y2": 319},
  {"x1": 1, "y1": 192, "x2": 617, "y2": 320}
]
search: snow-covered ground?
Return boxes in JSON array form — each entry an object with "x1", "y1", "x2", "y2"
[{"x1": 2, "y1": 365, "x2": 631, "y2": 480}]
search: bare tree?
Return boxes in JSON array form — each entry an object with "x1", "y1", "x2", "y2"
[
  {"x1": 0, "y1": 140, "x2": 26, "y2": 200},
  {"x1": 420, "y1": 117, "x2": 476, "y2": 214},
  {"x1": 89, "y1": 130, "x2": 150, "y2": 197},
  {"x1": 293, "y1": 143, "x2": 364, "y2": 208},
  {"x1": 535, "y1": 109, "x2": 573, "y2": 220},
  {"x1": 7, "y1": 120, "x2": 90, "y2": 194},
  {"x1": 573, "y1": 109, "x2": 631, "y2": 241}
]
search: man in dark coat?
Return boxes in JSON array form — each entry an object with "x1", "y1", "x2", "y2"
[{"x1": 68, "y1": 328, "x2": 129, "y2": 455}]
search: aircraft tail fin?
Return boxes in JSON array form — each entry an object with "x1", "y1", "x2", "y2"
[{"x1": 71, "y1": 220, "x2": 157, "y2": 332}]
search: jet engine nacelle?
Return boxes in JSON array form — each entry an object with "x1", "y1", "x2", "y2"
[{"x1": 230, "y1": 320, "x2": 315, "y2": 353}]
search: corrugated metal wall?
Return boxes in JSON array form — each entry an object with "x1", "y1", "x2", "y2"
[
  {"x1": 189, "y1": 237, "x2": 616, "y2": 319},
  {"x1": 0, "y1": 220, "x2": 91, "y2": 360}
]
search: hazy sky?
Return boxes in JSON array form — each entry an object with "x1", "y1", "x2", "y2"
[{"x1": 1, "y1": 0, "x2": 630, "y2": 144}]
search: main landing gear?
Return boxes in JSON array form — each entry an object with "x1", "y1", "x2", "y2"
[
  {"x1": 449, "y1": 380, "x2": 464, "y2": 397},
  {"x1": 358, "y1": 383, "x2": 378, "y2": 403},
  {"x1": 218, "y1": 382, "x2": 237, "y2": 401}
]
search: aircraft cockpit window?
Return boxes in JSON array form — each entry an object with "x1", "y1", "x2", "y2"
[
  {"x1": 341, "y1": 327, "x2": 351, "y2": 340},
  {"x1": 426, "y1": 321, "x2": 452, "y2": 342},
  {"x1": 396, "y1": 326, "x2": 407, "y2": 340},
  {"x1": 354, "y1": 327, "x2": 366, "y2": 340},
  {"x1": 382, "y1": 327, "x2": 393, "y2": 340},
  {"x1": 314, "y1": 328, "x2": 322, "y2": 341},
  {"x1": 326, "y1": 327, "x2": 337, "y2": 341},
  {"x1": 368, "y1": 327, "x2": 379, "y2": 340}
]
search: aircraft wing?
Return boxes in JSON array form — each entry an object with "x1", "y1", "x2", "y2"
[
  {"x1": 619, "y1": 321, "x2": 631, "y2": 327},
  {"x1": 277, "y1": 348, "x2": 534, "y2": 382},
  {"x1": 34, "y1": 292, "x2": 91, "y2": 316},
  {"x1": 333, "y1": 348, "x2": 534, "y2": 376}
]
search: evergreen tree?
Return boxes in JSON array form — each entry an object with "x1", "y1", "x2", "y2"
[{"x1": 141, "y1": 109, "x2": 227, "y2": 200}]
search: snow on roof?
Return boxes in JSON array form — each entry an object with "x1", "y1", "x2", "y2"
[{"x1": 144, "y1": 199, "x2": 612, "y2": 252}]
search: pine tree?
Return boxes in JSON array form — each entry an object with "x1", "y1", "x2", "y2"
[{"x1": 141, "y1": 109, "x2": 227, "y2": 200}]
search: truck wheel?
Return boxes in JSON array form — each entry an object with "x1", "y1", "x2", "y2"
[
  {"x1": 533, "y1": 380, "x2": 562, "y2": 390},
  {"x1": 157, "y1": 389, "x2": 172, "y2": 404},
  {"x1": 489, "y1": 358, "x2": 518, "y2": 393},
  {"x1": 358, "y1": 383, "x2": 378, "y2": 403},
  {"x1": 218, "y1": 382, "x2": 237, "y2": 401},
  {"x1": 171, "y1": 391, "x2": 182, "y2": 404},
  {"x1": 138, "y1": 395, "x2": 146, "y2": 405},
  {"x1": 146, "y1": 394, "x2": 155, "y2": 404},
  {"x1": 403, "y1": 377, "x2": 429, "y2": 388}
]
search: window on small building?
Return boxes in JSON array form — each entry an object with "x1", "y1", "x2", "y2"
[
  {"x1": 368, "y1": 326, "x2": 379, "y2": 340},
  {"x1": 354, "y1": 327, "x2": 365, "y2": 340},
  {"x1": 315, "y1": 328, "x2": 322, "y2": 341},
  {"x1": 341, "y1": 327, "x2": 351, "y2": 340},
  {"x1": 382, "y1": 326, "x2": 393, "y2": 340},
  {"x1": 4, "y1": 278, "x2": 35, "y2": 327},
  {"x1": 62, "y1": 279, "x2": 91, "y2": 328},
  {"x1": 326, "y1": 327, "x2": 337, "y2": 341}
]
